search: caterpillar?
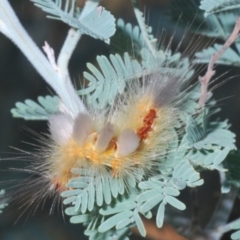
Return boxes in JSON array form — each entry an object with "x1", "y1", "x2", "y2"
[
  {"x1": 46, "y1": 72, "x2": 186, "y2": 193},
  {"x1": 1, "y1": 3, "x2": 240, "y2": 240}
]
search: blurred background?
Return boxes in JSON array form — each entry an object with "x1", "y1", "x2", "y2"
[{"x1": 0, "y1": 0, "x2": 240, "y2": 239}]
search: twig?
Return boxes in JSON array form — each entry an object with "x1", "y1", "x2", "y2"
[
  {"x1": 56, "y1": 0, "x2": 99, "y2": 86},
  {"x1": 57, "y1": 0, "x2": 99, "y2": 78},
  {"x1": 0, "y1": 0, "x2": 86, "y2": 116},
  {"x1": 198, "y1": 17, "x2": 240, "y2": 108},
  {"x1": 43, "y1": 41, "x2": 59, "y2": 72},
  {"x1": 204, "y1": 171, "x2": 238, "y2": 240},
  {"x1": 57, "y1": 28, "x2": 81, "y2": 78},
  {"x1": 204, "y1": 192, "x2": 237, "y2": 240}
]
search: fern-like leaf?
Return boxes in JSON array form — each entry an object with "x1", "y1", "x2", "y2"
[
  {"x1": 158, "y1": 129, "x2": 187, "y2": 171},
  {"x1": 187, "y1": 116, "x2": 236, "y2": 150},
  {"x1": 138, "y1": 179, "x2": 186, "y2": 228},
  {"x1": 224, "y1": 151, "x2": 240, "y2": 189},
  {"x1": 98, "y1": 196, "x2": 151, "y2": 237},
  {"x1": 116, "y1": 18, "x2": 157, "y2": 54},
  {"x1": 170, "y1": 0, "x2": 240, "y2": 40},
  {"x1": 78, "y1": 52, "x2": 142, "y2": 108},
  {"x1": 200, "y1": 0, "x2": 240, "y2": 17},
  {"x1": 231, "y1": 219, "x2": 240, "y2": 240},
  {"x1": 187, "y1": 147, "x2": 230, "y2": 171},
  {"x1": 65, "y1": 207, "x2": 129, "y2": 240},
  {"x1": 194, "y1": 43, "x2": 240, "y2": 66},
  {"x1": 132, "y1": 6, "x2": 158, "y2": 56},
  {"x1": 64, "y1": 184, "x2": 147, "y2": 237},
  {"x1": 11, "y1": 95, "x2": 59, "y2": 120},
  {"x1": 30, "y1": 0, "x2": 116, "y2": 43},
  {"x1": 62, "y1": 168, "x2": 142, "y2": 214},
  {"x1": 79, "y1": 49, "x2": 194, "y2": 109},
  {"x1": 172, "y1": 160, "x2": 204, "y2": 189}
]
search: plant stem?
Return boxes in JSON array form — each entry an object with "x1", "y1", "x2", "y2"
[
  {"x1": 198, "y1": 17, "x2": 240, "y2": 108},
  {"x1": 0, "y1": 0, "x2": 86, "y2": 116}
]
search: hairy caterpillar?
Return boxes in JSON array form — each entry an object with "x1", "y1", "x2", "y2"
[
  {"x1": 0, "y1": 12, "x2": 203, "y2": 219},
  {"x1": 46, "y1": 71, "x2": 186, "y2": 193},
  {"x1": 1, "y1": 1, "x2": 239, "y2": 240},
  {"x1": 0, "y1": 58, "x2": 196, "y2": 230}
]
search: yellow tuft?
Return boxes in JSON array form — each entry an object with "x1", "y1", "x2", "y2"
[{"x1": 46, "y1": 88, "x2": 179, "y2": 191}]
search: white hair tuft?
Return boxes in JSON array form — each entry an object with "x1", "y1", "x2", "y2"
[
  {"x1": 116, "y1": 129, "x2": 140, "y2": 157},
  {"x1": 48, "y1": 113, "x2": 74, "y2": 145},
  {"x1": 94, "y1": 123, "x2": 114, "y2": 152},
  {"x1": 72, "y1": 113, "x2": 93, "y2": 146}
]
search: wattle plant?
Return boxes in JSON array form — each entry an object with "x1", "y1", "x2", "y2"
[{"x1": 1, "y1": 1, "x2": 240, "y2": 240}]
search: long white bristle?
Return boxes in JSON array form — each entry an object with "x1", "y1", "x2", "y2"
[
  {"x1": 116, "y1": 129, "x2": 140, "y2": 157},
  {"x1": 94, "y1": 123, "x2": 114, "y2": 152},
  {"x1": 72, "y1": 113, "x2": 93, "y2": 146},
  {"x1": 48, "y1": 113, "x2": 74, "y2": 145}
]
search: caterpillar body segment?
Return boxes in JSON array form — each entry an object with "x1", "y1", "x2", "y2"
[{"x1": 47, "y1": 73, "x2": 185, "y2": 192}]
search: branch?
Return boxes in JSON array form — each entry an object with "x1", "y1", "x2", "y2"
[
  {"x1": 43, "y1": 41, "x2": 59, "y2": 72},
  {"x1": 204, "y1": 190, "x2": 237, "y2": 239},
  {"x1": 0, "y1": 0, "x2": 86, "y2": 117},
  {"x1": 57, "y1": 0, "x2": 100, "y2": 80},
  {"x1": 198, "y1": 17, "x2": 240, "y2": 108},
  {"x1": 204, "y1": 172, "x2": 238, "y2": 240},
  {"x1": 57, "y1": 28, "x2": 81, "y2": 78}
]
